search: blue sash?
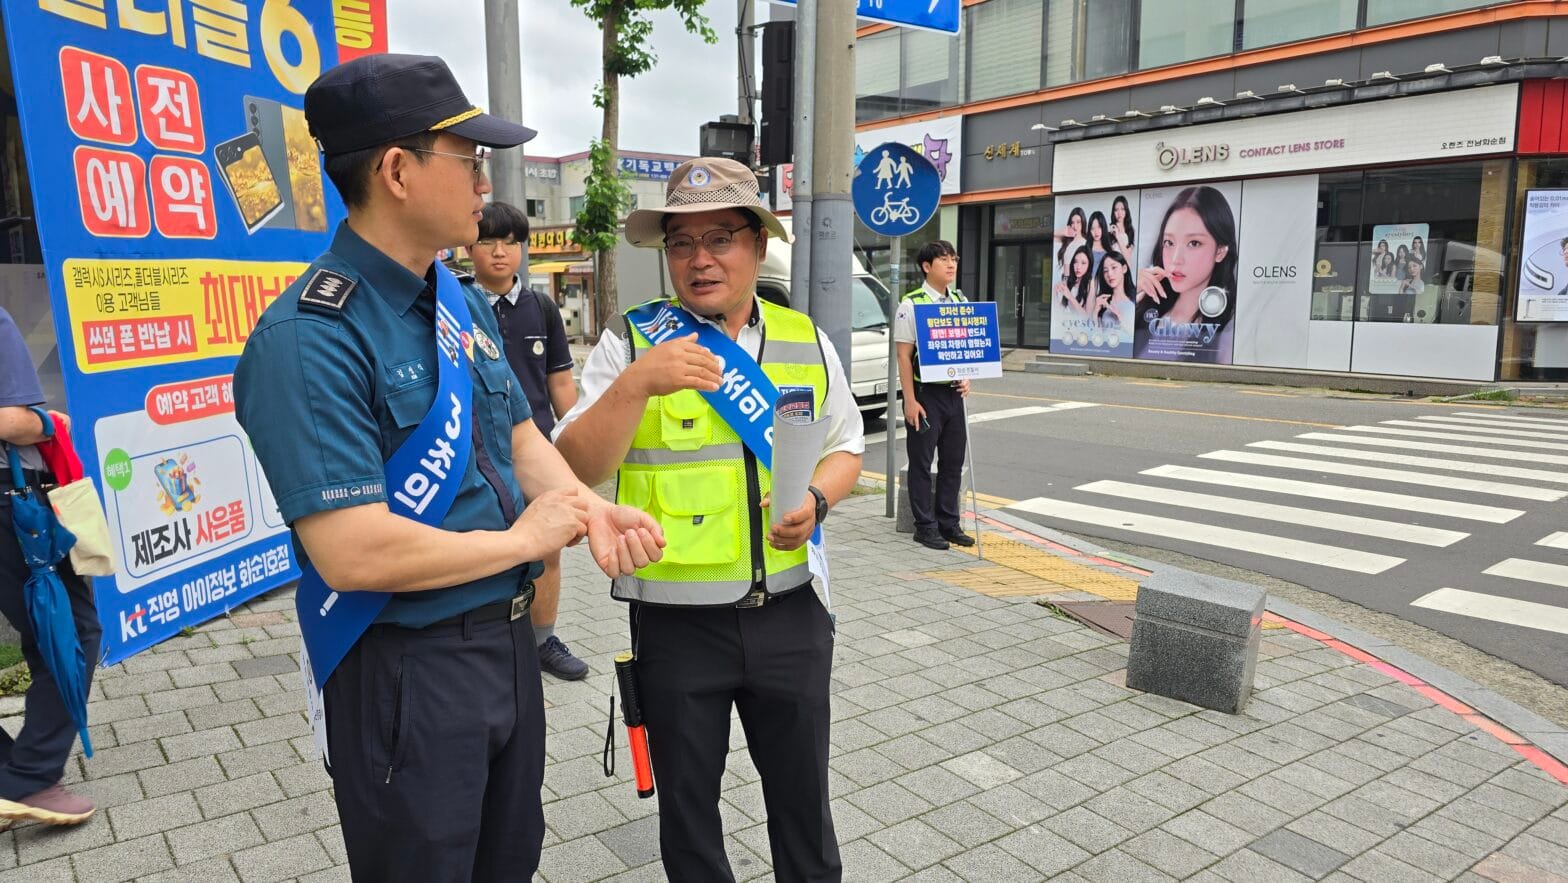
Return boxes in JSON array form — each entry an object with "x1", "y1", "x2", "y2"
[
  {"x1": 626, "y1": 300, "x2": 823, "y2": 545},
  {"x1": 298, "y1": 262, "x2": 475, "y2": 687}
]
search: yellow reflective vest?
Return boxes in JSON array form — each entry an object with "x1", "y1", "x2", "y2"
[{"x1": 613, "y1": 298, "x2": 829, "y2": 605}]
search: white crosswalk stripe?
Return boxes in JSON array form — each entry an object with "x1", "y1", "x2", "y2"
[
  {"x1": 1248, "y1": 439, "x2": 1568, "y2": 486},
  {"x1": 1411, "y1": 589, "x2": 1568, "y2": 636},
  {"x1": 1201, "y1": 449, "x2": 1566, "y2": 502},
  {"x1": 1008, "y1": 497, "x2": 1405, "y2": 574},
  {"x1": 1340, "y1": 424, "x2": 1568, "y2": 452},
  {"x1": 1141, "y1": 464, "x2": 1521, "y2": 523},
  {"x1": 1411, "y1": 416, "x2": 1568, "y2": 440},
  {"x1": 1296, "y1": 432, "x2": 1568, "y2": 467},
  {"x1": 1455, "y1": 410, "x2": 1568, "y2": 426},
  {"x1": 1077, "y1": 480, "x2": 1467, "y2": 546},
  {"x1": 1007, "y1": 411, "x2": 1568, "y2": 581}
]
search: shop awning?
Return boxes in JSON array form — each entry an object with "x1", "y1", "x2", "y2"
[{"x1": 529, "y1": 261, "x2": 575, "y2": 274}]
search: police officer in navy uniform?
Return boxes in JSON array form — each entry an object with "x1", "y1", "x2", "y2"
[
  {"x1": 894, "y1": 240, "x2": 975, "y2": 550},
  {"x1": 234, "y1": 54, "x2": 663, "y2": 881}
]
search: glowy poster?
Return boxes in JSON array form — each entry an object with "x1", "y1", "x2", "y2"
[
  {"x1": 1, "y1": 0, "x2": 386, "y2": 663},
  {"x1": 1134, "y1": 181, "x2": 1243, "y2": 365}
]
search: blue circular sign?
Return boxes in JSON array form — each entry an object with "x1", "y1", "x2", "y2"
[{"x1": 853, "y1": 141, "x2": 941, "y2": 238}]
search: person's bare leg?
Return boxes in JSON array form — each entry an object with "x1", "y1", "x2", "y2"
[{"x1": 533, "y1": 551, "x2": 588, "y2": 680}]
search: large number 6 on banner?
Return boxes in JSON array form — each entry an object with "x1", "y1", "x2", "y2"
[{"x1": 261, "y1": 0, "x2": 322, "y2": 95}]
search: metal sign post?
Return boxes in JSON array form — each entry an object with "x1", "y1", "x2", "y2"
[
  {"x1": 852, "y1": 141, "x2": 940, "y2": 519},
  {"x1": 884, "y1": 237, "x2": 900, "y2": 517}
]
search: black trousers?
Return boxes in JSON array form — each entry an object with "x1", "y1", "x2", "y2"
[
  {"x1": 905, "y1": 382, "x2": 968, "y2": 533},
  {"x1": 0, "y1": 489, "x2": 102, "y2": 801},
  {"x1": 631, "y1": 588, "x2": 840, "y2": 883},
  {"x1": 324, "y1": 611, "x2": 545, "y2": 882}
]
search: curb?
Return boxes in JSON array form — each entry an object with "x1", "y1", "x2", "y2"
[{"x1": 972, "y1": 507, "x2": 1568, "y2": 780}]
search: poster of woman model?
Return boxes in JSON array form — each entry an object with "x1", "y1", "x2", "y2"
[
  {"x1": 1368, "y1": 223, "x2": 1429, "y2": 295},
  {"x1": 1049, "y1": 190, "x2": 1139, "y2": 357},
  {"x1": 1134, "y1": 182, "x2": 1242, "y2": 365}
]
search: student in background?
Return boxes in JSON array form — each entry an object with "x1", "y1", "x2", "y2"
[{"x1": 466, "y1": 202, "x2": 588, "y2": 681}]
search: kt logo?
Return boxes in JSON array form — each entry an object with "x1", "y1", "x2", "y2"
[{"x1": 119, "y1": 605, "x2": 148, "y2": 641}]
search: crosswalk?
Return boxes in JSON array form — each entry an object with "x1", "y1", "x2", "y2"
[{"x1": 1007, "y1": 409, "x2": 1568, "y2": 581}]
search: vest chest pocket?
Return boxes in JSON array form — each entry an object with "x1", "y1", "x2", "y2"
[
  {"x1": 625, "y1": 467, "x2": 740, "y2": 567},
  {"x1": 659, "y1": 390, "x2": 710, "y2": 451}
]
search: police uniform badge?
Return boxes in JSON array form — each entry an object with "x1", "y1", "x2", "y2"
[
  {"x1": 474, "y1": 327, "x2": 501, "y2": 360},
  {"x1": 297, "y1": 268, "x2": 356, "y2": 313}
]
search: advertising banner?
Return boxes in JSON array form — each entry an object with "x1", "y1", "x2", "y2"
[
  {"x1": 1519, "y1": 190, "x2": 1568, "y2": 322},
  {"x1": 855, "y1": 116, "x2": 963, "y2": 196},
  {"x1": 1, "y1": 0, "x2": 379, "y2": 663},
  {"x1": 1133, "y1": 181, "x2": 1243, "y2": 365},
  {"x1": 1048, "y1": 190, "x2": 1139, "y2": 358},
  {"x1": 1368, "y1": 224, "x2": 1430, "y2": 296},
  {"x1": 912, "y1": 301, "x2": 1002, "y2": 382}
]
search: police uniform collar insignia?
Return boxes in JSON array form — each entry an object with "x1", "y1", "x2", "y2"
[
  {"x1": 298, "y1": 268, "x2": 357, "y2": 313},
  {"x1": 474, "y1": 327, "x2": 501, "y2": 360}
]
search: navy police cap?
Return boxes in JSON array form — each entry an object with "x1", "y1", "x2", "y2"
[{"x1": 305, "y1": 53, "x2": 536, "y2": 155}]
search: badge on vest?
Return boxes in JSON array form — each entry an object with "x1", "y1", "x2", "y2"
[
  {"x1": 297, "y1": 268, "x2": 356, "y2": 313},
  {"x1": 474, "y1": 327, "x2": 501, "y2": 360}
]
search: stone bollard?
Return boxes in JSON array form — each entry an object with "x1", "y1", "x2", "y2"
[
  {"x1": 1126, "y1": 570, "x2": 1266, "y2": 714},
  {"x1": 895, "y1": 464, "x2": 914, "y2": 533}
]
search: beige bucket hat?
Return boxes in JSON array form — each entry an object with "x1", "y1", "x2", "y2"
[{"x1": 625, "y1": 157, "x2": 791, "y2": 248}]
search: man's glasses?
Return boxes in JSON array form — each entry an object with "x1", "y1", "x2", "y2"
[
  {"x1": 392, "y1": 146, "x2": 490, "y2": 183},
  {"x1": 475, "y1": 237, "x2": 521, "y2": 250},
  {"x1": 664, "y1": 225, "x2": 753, "y2": 261}
]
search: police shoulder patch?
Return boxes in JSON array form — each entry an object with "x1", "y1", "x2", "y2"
[{"x1": 298, "y1": 268, "x2": 357, "y2": 313}]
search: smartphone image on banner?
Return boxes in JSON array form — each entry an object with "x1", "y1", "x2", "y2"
[
  {"x1": 246, "y1": 95, "x2": 328, "y2": 232},
  {"x1": 213, "y1": 132, "x2": 284, "y2": 233}
]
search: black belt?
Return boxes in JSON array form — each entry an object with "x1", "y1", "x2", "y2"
[
  {"x1": 401, "y1": 583, "x2": 536, "y2": 631},
  {"x1": 0, "y1": 467, "x2": 53, "y2": 493},
  {"x1": 734, "y1": 582, "x2": 810, "y2": 609}
]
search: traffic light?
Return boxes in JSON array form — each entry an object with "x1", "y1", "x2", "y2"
[{"x1": 760, "y1": 21, "x2": 794, "y2": 167}]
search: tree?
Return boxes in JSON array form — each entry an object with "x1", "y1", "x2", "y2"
[{"x1": 570, "y1": 0, "x2": 716, "y2": 337}]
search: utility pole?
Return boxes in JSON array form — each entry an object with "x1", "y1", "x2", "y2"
[
  {"x1": 484, "y1": 0, "x2": 528, "y2": 260},
  {"x1": 737, "y1": 0, "x2": 756, "y2": 128},
  {"x1": 789, "y1": 0, "x2": 816, "y2": 318},
  {"x1": 809, "y1": 0, "x2": 853, "y2": 369}
]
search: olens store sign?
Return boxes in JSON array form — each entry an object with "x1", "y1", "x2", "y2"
[{"x1": 1055, "y1": 84, "x2": 1518, "y2": 191}]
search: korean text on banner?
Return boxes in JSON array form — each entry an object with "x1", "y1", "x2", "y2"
[
  {"x1": 912, "y1": 302, "x2": 1002, "y2": 383},
  {"x1": 0, "y1": 0, "x2": 383, "y2": 664}
]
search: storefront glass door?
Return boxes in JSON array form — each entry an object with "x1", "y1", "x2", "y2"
[{"x1": 991, "y1": 241, "x2": 1051, "y2": 348}]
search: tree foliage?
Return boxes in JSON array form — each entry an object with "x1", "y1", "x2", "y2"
[{"x1": 569, "y1": 0, "x2": 716, "y2": 337}]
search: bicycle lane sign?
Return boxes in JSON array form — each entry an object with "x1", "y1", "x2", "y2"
[{"x1": 853, "y1": 141, "x2": 940, "y2": 238}]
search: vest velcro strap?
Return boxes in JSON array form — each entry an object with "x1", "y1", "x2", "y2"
[{"x1": 624, "y1": 443, "x2": 746, "y2": 466}]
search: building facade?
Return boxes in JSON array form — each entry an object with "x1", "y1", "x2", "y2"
[{"x1": 840, "y1": 0, "x2": 1568, "y2": 382}]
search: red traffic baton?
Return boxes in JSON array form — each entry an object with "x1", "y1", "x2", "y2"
[{"x1": 614, "y1": 651, "x2": 655, "y2": 798}]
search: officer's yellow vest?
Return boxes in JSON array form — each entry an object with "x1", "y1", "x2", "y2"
[{"x1": 613, "y1": 298, "x2": 828, "y2": 606}]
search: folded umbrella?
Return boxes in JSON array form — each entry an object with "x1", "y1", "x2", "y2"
[{"x1": 4, "y1": 444, "x2": 92, "y2": 757}]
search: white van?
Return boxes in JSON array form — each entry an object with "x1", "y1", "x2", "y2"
[{"x1": 754, "y1": 239, "x2": 901, "y2": 419}]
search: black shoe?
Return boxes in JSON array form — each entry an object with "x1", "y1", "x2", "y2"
[
  {"x1": 914, "y1": 529, "x2": 950, "y2": 550},
  {"x1": 539, "y1": 636, "x2": 590, "y2": 681},
  {"x1": 942, "y1": 529, "x2": 976, "y2": 547}
]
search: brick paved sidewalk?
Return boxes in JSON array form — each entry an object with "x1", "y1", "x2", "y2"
[{"x1": 4, "y1": 493, "x2": 1568, "y2": 882}]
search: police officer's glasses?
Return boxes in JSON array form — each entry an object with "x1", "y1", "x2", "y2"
[
  {"x1": 664, "y1": 225, "x2": 752, "y2": 261},
  {"x1": 398, "y1": 146, "x2": 490, "y2": 183}
]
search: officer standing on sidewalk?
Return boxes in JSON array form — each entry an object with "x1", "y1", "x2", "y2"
[
  {"x1": 554, "y1": 157, "x2": 863, "y2": 882},
  {"x1": 234, "y1": 54, "x2": 663, "y2": 881},
  {"x1": 465, "y1": 201, "x2": 589, "y2": 680},
  {"x1": 895, "y1": 240, "x2": 975, "y2": 551}
]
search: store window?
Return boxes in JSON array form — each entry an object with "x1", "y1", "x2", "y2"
[
  {"x1": 857, "y1": 30, "x2": 901, "y2": 123},
  {"x1": 902, "y1": 26, "x2": 965, "y2": 114},
  {"x1": 966, "y1": 0, "x2": 1043, "y2": 102},
  {"x1": 1312, "y1": 161, "x2": 1508, "y2": 326},
  {"x1": 569, "y1": 194, "x2": 586, "y2": 217},
  {"x1": 1241, "y1": 0, "x2": 1357, "y2": 50},
  {"x1": 1503, "y1": 158, "x2": 1568, "y2": 381},
  {"x1": 1365, "y1": 0, "x2": 1502, "y2": 27},
  {"x1": 1044, "y1": 0, "x2": 1133, "y2": 86},
  {"x1": 1138, "y1": 0, "x2": 1235, "y2": 70}
]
